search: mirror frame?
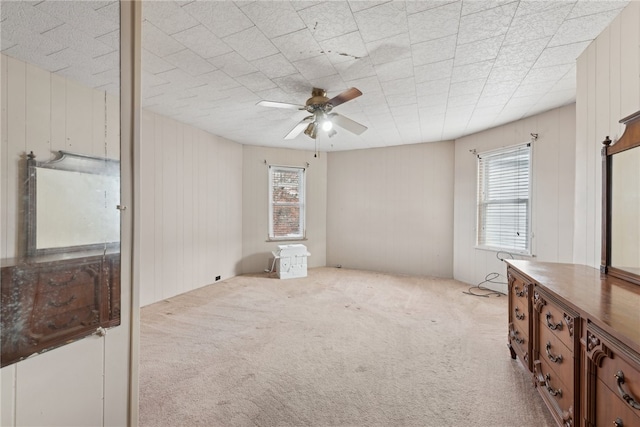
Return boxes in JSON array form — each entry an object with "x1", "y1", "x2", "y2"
[
  {"x1": 601, "y1": 110, "x2": 640, "y2": 286},
  {"x1": 26, "y1": 150, "x2": 121, "y2": 257}
]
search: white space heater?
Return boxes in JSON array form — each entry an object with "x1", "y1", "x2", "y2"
[{"x1": 272, "y1": 244, "x2": 310, "y2": 279}]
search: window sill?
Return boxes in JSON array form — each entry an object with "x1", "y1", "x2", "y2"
[
  {"x1": 475, "y1": 245, "x2": 534, "y2": 257},
  {"x1": 266, "y1": 238, "x2": 307, "y2": 243}
]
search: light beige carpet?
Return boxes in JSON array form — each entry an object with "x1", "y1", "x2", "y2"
[{"x1": 139, "y1": 267, "x2": 555, "y2": 427}]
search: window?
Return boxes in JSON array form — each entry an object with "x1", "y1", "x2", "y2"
[
  {"x1": 269, "y1": 165, "x2": 305, "y2": 240},
  {"x1": 477, "y1": 143, "x2": 531, "y2": 254}
]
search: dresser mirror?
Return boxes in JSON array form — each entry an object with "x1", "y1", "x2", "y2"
[
  {"x1": 602, "y1": 110, "x2": 640, "y2": 285},
  {"x1": 26, "y1": 151, "x2": 120, "y2": 257}
]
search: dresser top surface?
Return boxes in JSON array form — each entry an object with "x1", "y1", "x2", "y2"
[{"x1": 506, "y1": 260, "x2": 640, "y2": 353}]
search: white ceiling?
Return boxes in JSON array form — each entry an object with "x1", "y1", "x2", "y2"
[{"x1": 1, "y1": 1, "x2": 629, "y2": 151}]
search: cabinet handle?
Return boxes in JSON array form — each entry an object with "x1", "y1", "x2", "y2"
[
  {"x1": 514, "y1": 307, "x2": 525, "y2": 321},
  {"x1": 615, "y1": 371, "x2": 640, "y2": 410},
  {"x1": 514, "y1": 285, "x2": 526, "y2": 297},
  {"x1": 546, "y1": 312, "x2": 563, "y2": 331},
  {"x1": 510, "y1": 329, "x2": 524, "y2": 345},
  {"x1": 545, "y1": 342, "x2": 563, "y2": 364},
  {"x1": 613, "y1": 418, "x2": 623, "y2": 427},
  {"x1": 535, "y1": 362, "x2": 562, "y2": 398}
]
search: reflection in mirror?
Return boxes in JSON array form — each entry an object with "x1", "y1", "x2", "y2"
[
  {"x1": 1, "y1": 1, "x2": 121, "y2": 367},
  {"x1": 610, "y1": 147, "x2": 640, "y2": 275}
]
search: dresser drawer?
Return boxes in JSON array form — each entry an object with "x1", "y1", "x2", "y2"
[
  {"x1": 509, "y1": 322, "x2": 529, "y2": 368},
  {"x1": 508, "y1": 268, "x2": 529, "y2": 307},
  {"x1": 534, "y1": 289, "x2": 577, "y2": 352},
  {"x1": 512, "y1": 298, "x2": 529, "y2": 338},
  {"x1": 597, "y1": 350, "x2": 640, "y2": 416},
  {"x1": 596, "y1": 377, "x2": 640, "y2": 427},
  {"x1": 538, "y1": 320, "x2": 573, "y2": 392},
  {"x1": 534, "y1": 358, "x2": 574, "y2": 426}
]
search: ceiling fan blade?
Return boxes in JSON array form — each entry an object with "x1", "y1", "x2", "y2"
[
  {"x1": 330, "y1": 113, "x2": 367, "y2": 135},
  {"x1": 328, "y1": 87, "x2": 362, "y2": 107},
  {"x1": 284, "y1": 116, "x2": 313, "y2": 140},
  {"x1": 257, "y1": 100, "x2": 305, "y2": 110}
]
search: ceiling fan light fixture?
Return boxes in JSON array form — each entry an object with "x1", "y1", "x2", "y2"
[
  {"x1": 327, "y1": 129, "x2": 337, "y2": 138},
  {"x1": 321, "y1": 119, "x2": 333, "y2": 132},
  {"x1": 304, "y1": 122, "x2": 318, "y2": 139}
]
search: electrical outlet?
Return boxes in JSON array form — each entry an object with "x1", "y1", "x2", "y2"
[{"x1": 215, "y1": 275, "x2": 221, "y2": 281}]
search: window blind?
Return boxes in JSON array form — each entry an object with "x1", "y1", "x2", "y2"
[
  {"x1": 477, "y1": 144, "x2": 531, "y2": 253},
  {"x1": 269, "y1": 166, "x2": 305, "y2": 239}
]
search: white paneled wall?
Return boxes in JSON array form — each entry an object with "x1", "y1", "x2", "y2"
[
  {"x1": 139, "y1": 110, "x2": 243, "y2": 306},
  {"x1": 326, "y1": 141, "x2": 455, "y2": 278},
  {"x1": 453, "y1": 105, "x2": 576, "y2": 293},
  {"x1": 0, "y1": 54, "x2": 125, "y2": 426},
  {"x1": 574, "y1": 1, "x2": 640, "y2": 268},
  {"x1": 242, "y1": 145, "x2": 327, "y2": 274}
]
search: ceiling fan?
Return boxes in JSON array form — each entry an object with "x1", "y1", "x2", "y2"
[{"x1": 257, "y1": 87, "x2": 368, "y2": 140}]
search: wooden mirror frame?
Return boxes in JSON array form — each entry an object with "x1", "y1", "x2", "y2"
[{"x1": 601, "y1": 110, "x2": 640, "y2": 286}]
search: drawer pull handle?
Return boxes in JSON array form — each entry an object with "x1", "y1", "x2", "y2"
[
  {"x1": 514, "y1": 285, "x2": 526, "y2": 297},
  {"x1": 47, "y1": 295, "x2": 77, "y2": 308},
  {"x1": 510, "y1": 329, "x2": 524, "y2": 345},
  {"x1": 545, "y1": 342, "x2": 563, "y2": 364},
  {"x1": 615, "y1": 371, "x2": 640, "y2": 410},
  {"x1": 613, "y1": 418, "x2": 623, "y2": 427},
  {"x1": 514, "y1": 307, "x2": 525, "y2": 321},
  {"x1": 543, "y1": 373, "x2": 562, "y2": 397},
  {"x1": 546, "y1": 312, "x2": 563, "y2": 331}
]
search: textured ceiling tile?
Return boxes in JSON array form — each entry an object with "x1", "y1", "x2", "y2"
[
  {"x1": 494, "y1": 37, "x2": 550, "y2": 68},
  {"x1": 96, "y1": 30, "x2": 120, "y2": 51},
  {"x1": 141, "y1": 70, "x2": 169, "y2": 89},
  {"x1": 333, "y1": 57, "x2": 376, "y2": 82},
  {"x1": 273, "y1": 74, "x2": 311, "y2": 94},
  {"x1": 535, "y1": 41, "x2": 590, "y2": 68},
  {"x1": 417, "y1": 90, "x2": 448, "y2": 108},
  {"x1": 353, "y1": 2, "x2": 409, "y2": 43},
  {"x1": 365, "y1": 32, "x2": 412, "y2": 66},
  {"x1": 475, "y1": 94, "x2": 511, "y2": 109},
  {"x1": 522, "y1": 64, "x2": 572, "y2": 85},
  {"x1": 549, "y1": 10, "x2": 623, "y2": 47},
  {"x1": 449, "y1": 78, "x2": 485, "y2": 98},
  {"x1": 142, "y1": 49, "x2": 176, "y2": 75},
  {"x1": 486, "y1": 63, "x2": 531, "y2": 86},
  {"x1": 375, "y1": 58, "x2": 414, "y2": 83},
  {"x1": 35, "y1": 1, "x2": 117, "y2": 37},
  {"x1": 419, "y1": 103, "x2": 447, "y2": 117},
  {"x1": 240, "y1": 2, "x2": 306, "y2": 39},
  {"x1": 447, "y1": 93, "x2": 479, "y2": 108},
  {"x1": 416, "y1": 78, "x2": 450, "y2": 98},
  {"x1": 155, "y1": 68, "x2": 205, "y2": 92},
  {"x1": 348, "y1": 1, "x2": 391, "y2": 14},
  {"x1": 143, "y1": 21, "x2": 186, "y2": 58},
  {"x1": 408, "y1": 1, "x2": 461, "y2": 44},
  {"x1": 142, "y1": 1, "x2": 198, "y2": 35},
  {"x1": 224, "y1": 27, "x2": 279, "y2": 61},
  {"x1": 43, "y1": 23, "x2": 113, "y2": 57},
  {"x1": 411, "y1": 34, "x2": 457, "y2": 66},
  {"x1": 454, "y1": 35, "x2": 503, "y2": 66},
  {"x1": 386, "y1": 91, "x2": 417, "y2": 108},
  {"x1": 343, "y1": 75, "x2": 383, "y2": 94},
  {"x1": 451, "y1": 60, "x2": 492, "y2": 84},
  {"x1": 320, "y1": 32, "x2": 368, "y2": 65},
  {"x1": 414, "y1": 59, "x2": 453, "y2": 83},
  {"x1": 457, "y1": 2, "x2": 517, "y2": 45},
  {"x1": 567, "y1": 1, "x2": 628, "y2": 19},
  {"x1": 308, "y1": 74, "x2": 349, "y2": 95},
  {"x1": 182, "y1": 1, "x2": 253, "y2": 38},
  {"x1": 208, "y1": 52, "x2": 257, "y2": 78},
  {"x1": 504, "y1": 3, "x2": 572, "y2": 44},
  {"x1": 297, "y1": 2, "x2": 358, "y2": 42},
  {"x1": 252, "y1": 53, "x2": 299, "y2": 79},
  {"x1": 199, "y1": 70, "x2": 242, "y2": 92},
  {"x1": 2, "y1": 2, "x2": 62, "y2": 33},
  {"x1": 481, "y1": 81, "x2": 519, "y2": 97},
  {"x1": 293, "y1": 55, "x2": 338, "y2": 80},
  {"x1": 461, "y1": 1, "x2": 513, "y2": 17},
  {"x1": 5, "y1": 44, "x2": 67, "y2": 72},
  {"x1": 2, "y1": 30, "x2": 64, "y2": 58},
  {"x1": 272, "y1": 29, "x2": 323, "y2": 62},
  {"x1": 381, "y1": 76, "x2": 415, "y2": 96},
  {"x1": 172, "y1": 25, "x2": 232, "y2": 59},
  {"x1": 164, "y1": 49, "x2": 216, "y2": 77}
]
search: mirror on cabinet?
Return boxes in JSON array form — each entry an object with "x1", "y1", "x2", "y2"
[{"x1": 602, "y1": 110, "x2": 640, "y2": 285}]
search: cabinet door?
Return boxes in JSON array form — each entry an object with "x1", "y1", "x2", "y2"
[{"x1": 507, "y1": 267, "x2": 532, "y2": 371}]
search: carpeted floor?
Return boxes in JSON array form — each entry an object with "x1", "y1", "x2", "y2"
[{"x1": 139, "y1": 267, "x2": 556, "y2": 426}]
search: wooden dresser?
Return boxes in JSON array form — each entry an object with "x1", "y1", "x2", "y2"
[
  {"x1": 507, "y1": 260, "x2": 640, "y2": 427},
  {"x1": 1, "y1": 251, "x2": 120, "y2": 367}
]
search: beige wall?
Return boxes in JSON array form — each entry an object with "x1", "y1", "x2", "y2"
[
  {"x1": 326, "y1": 141, "x2": 454, "y2": 278},
  {"x1": 139, "y1": 110, "x2": 243, "y2": 306},
  {"x1": 453, "y1": 105, "x2": 576, "y2": 292},
  {"x1": 242, "y1": 145, "x2": 327, "y2": 273},
  {"x1": 1, "y1": 48, "x2": 131, "y2": 425},
  {"x1": 574, "y1": 1, "x2": 640, "y2": 268}
]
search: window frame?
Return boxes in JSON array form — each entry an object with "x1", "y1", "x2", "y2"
[
  {"x1": 268, "y1": 165, "x2": 306, "y2": 241},
  {"x1": 475, "y1": 143, "x2": 532, "y2": 255}
]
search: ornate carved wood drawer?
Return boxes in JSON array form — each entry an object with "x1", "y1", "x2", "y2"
[
  {"x1": 1, "y1": 253, "x2": 120, "y2": 367},
  {"x1": 585, "y1": 325, "x2": 640, "y2": 427},
  {"x1": 508, "y1": 268, "x2": 531, "y2": 370},
  {"x1": 533, "y1": 287, "x2": 579, "y2": 427}
]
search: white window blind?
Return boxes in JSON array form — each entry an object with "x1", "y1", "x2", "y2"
[
  {"x1": 269, "y1": 166, "x2": 305, "y2": 240},
  {"x1": 477, "y1": 143, "x2": 531, "y2": 254}
]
